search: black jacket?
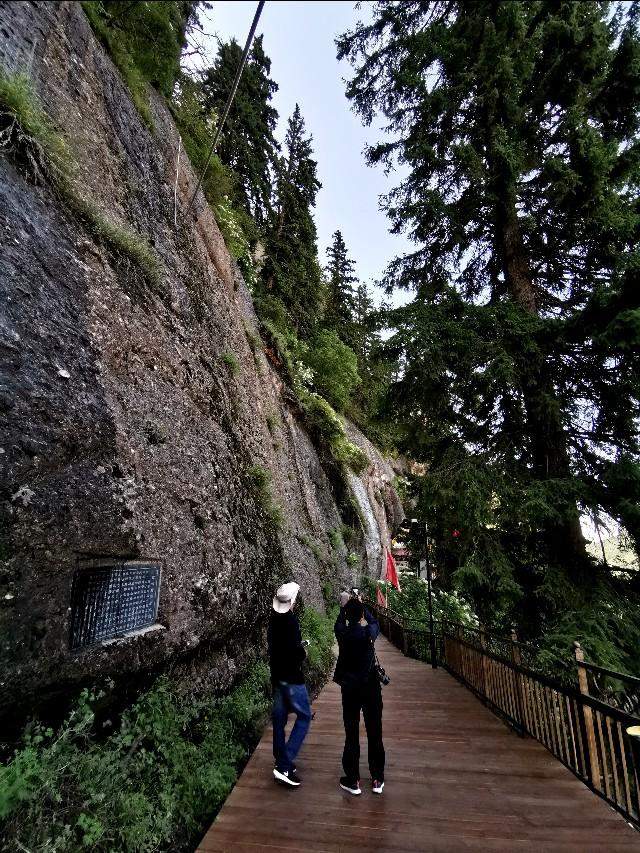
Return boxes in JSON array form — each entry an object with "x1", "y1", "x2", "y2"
[
  {"x1": 267, "y1": 610, "x2": 306, "y2": 685},
  {"x1": 333, "y1": 608, "x2": 380, "y2": 688}
]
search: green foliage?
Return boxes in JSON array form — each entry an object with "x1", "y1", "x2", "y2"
[
  {"x1": 534, "y1": 579, "x2": 640, "y2": 677},
  {"x1": 300, "y1": 393, "x2": 368, "y2": 475},
  {"x1": 75, "y1": 197, "x2": 163, "y2": 288},
  {"x1": 321, "y1": 580, "x2": 337, "y2": 609},
  {"x1": 298, "y1": 533, "x2": 325, "y2": 564},
  {"x1": 170, "y1": 73, "x2": 258, "y2": 285},
  {"x1": 361, "y1": 574, "x2": 476, "y2": 627},
  {"x1": 328, "y1": 528, "x2": 345, "y2": 552},
  {"x1": 0, "y1": 663, "x2": 271, "y2": 852},
  {"x1": 171, "y1": 73, "x2": 236, "y2": 209},
  {"x1": 213, "y1": 199, "x2": 257, "y2": 287},
  {"x1": 299, "y1": 606, "x2": 338, "y2": 688},
  {"x1": 82, "y1": 2, "x2": 153, "y2": 127},
  {"x1": 259, "y1": 105, "x2": 324, "y2": 337},
  {"x1": 201, "y1": 35, "x2": 278, "y2": 225},
  {"x1": 265, "y1": 411, "x2": 280, "y2": 435},
  {"x1": 0, "y1": 72, "x2": 72, "y2": 183},
  {"x1": 221, "y1": 351, "x2": 239, "y2": 376},
  {"x1": 339, "y1": 1, "x2": 640, "y2": 656},
  {"x1": 0, "y1": 71, "x2": 163, "y2": 289},
  {"x1": 324, "y1": 229, "x2": 357, "y2": 343},
  {"x1": 255, "y1": 303, "x2": 368, "y2": 474},
  {"x1": 243, "y1": 322, "x2": 262, "y2": 355},
  {"x1": 247, "y1": 464, "x2": 284, "y2": 529},
  {"x1": 82, "y1": 1, "x2": 202, "y2": 126},
  {"x1": 301, "y1": 330, "x2": 360, "y2": 413}
]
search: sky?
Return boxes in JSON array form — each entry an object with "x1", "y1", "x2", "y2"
[{"x1": 195, "y1": 0, "x2": 412, "y2": 303}]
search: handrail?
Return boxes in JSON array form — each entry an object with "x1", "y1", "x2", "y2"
[
  {"x1": 581, "y1": 660, "x2": 640, "y2": 686},
  {"x1": 368, "y1": 599, "x2": 640, "y2": 830}
]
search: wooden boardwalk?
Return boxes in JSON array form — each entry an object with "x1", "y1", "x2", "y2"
[{"x1": 197, "y1": 637, "x2": 639, "y2": 852}]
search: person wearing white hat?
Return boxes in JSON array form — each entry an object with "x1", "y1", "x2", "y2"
[{"x1": 267, "y1": 581, "x2": 312, "y2": 787}]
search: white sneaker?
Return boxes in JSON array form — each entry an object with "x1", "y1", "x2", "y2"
[
  {"x1": 372, "y1": 779, "x2": 385, "y2": 794},
  {"x1": 339, "y1": 777, "x2": 362, "y2": 795},
  {"x1": 273, "y1": 767, "x2": 301, "y2": 786}
]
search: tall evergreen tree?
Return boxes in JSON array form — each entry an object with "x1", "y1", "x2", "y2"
[
  {"x1": 260, "y1": 104, "x2": 323, "y2": 336},
  {"x1": 325, "y1": 230, "x2": 358, "y2": 342},
  {"x1": 201, "y1": 35, "x2": 278, "y2": 225},
  {"x1": 339, "y1": 2, "x2": 640, "y2": 657},
  {"x1": 348, "y1": 282, "x2": 395, "y2": 439},
  {"x1": 352, "y1": 282, "x2": 375, "y2": 364}
]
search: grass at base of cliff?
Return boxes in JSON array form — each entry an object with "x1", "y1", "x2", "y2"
[
  {"x1": 0, "y1": 607, "x2": 336, "y2": 853},
  {"x1": 0, "y1": 70, "x2": 162, "y2": 289},
  {"x1": 300, "y1": 605, "x2": 338, "y2": 687}
]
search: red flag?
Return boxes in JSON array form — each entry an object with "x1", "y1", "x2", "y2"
[
  {"x1": 385, "y1": 548, "x2": 401, "y2": 591},
  {"x1": 376, "y1": 585, "x2": 387, "y2": 608}
]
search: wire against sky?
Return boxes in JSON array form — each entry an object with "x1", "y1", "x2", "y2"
[
  {"x1": 185, "y1": 0, "x2": 265, "y2": 217},
  {"x1": 195, "y1": 1, "x2": 414, "y2": 307}
]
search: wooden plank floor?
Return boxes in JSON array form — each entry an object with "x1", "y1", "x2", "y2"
[{"x1": 197, "y1": 637, "x2": 639, "y2": 852}]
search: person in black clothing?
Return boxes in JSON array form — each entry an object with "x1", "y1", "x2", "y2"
[
  {"x1": 267, "y1": 581, "x2": 311, "y2": 787},
  {"x1": 334, "y1": 596, "x2": 385, "y2": 795}
]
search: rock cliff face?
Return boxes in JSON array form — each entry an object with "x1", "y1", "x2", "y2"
[{"x1": 0, "y1": 1, "x2": 402, "y2": 723}]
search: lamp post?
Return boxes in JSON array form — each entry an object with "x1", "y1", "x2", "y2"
[
  {"x1": 424, "y1": 524, "x2": 437, "y2": 669},
  {"x1": 398, "y1": 517, "x2": 437, "y2": 669}
]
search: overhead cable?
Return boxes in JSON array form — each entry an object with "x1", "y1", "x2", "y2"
[{"x1": 184, "y1": 0, "x2": 266, "y2": 218}]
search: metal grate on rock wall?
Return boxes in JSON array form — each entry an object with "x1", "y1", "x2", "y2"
[{"x1": 70, "y1": 560, "x2": 161, "y2": 650}]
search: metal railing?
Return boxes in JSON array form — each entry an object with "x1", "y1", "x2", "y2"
[{"x1": 368, "y1": 600, "x2": 640, "y2": 830}]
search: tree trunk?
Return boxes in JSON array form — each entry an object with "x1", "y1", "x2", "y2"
[{"x1": 495, "y1": 194, "x2": 588, "y2": 567}]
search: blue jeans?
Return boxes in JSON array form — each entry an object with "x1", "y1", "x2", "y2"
[{"x1": 272, "y1": 682, "x2": 312, "y2": 772}]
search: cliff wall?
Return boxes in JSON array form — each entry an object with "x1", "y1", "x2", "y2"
[{"x1": 0, "y1": 1, "x2": 402, "y2": 722}]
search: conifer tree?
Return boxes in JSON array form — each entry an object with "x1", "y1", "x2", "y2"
[
  {"x1": 201, "y1": 35, "x2": 278, "y2": 225},
  {"x1": 260, "y1": 104, "x2": 323, "y2": 336},
  {"x1": 325, "y1": 230, "x2": 357, "y2": 343},
  {"x1": 339, "y1": 1, "x2": 640, "y2": 654},
  {"x1": 352, "y1": 282, "x2": 375, "y2": 364}
]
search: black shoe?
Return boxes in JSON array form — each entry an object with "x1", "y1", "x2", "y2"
[
  {"x1": 273, "y1": 767, "x2": 302, "y2": 786},
  {"x1": 339, "y1": 776, "x2": 361, "y2": 795}
]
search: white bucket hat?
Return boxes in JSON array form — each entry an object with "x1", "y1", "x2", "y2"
[{"x1": 272, "y1": 581, "x2": 300, "y2": 614}]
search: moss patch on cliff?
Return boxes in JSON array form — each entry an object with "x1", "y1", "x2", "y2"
[
  {"x1": 0, "y1": 607, "x2": 336, "y2": 853},
  {"x1": 0, "y1": 70, "x2": 162, "y2": 289},
  {"x1": 256, "y1": 317, "x2": 368, "y2": 476},
  {"x1": 301, "y1": 393, "x2": 368, "y2": 475},
  {"x1": 246, "y1": 464, "x2": 284, "y2": 529}
]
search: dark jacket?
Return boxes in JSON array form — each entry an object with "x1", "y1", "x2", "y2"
[
  {"x1": 333, "y1": 607, "x2": 380, "y2": 688},
  {"x1": 267, "y1": 610, "x2": 306, "y2": 685}
]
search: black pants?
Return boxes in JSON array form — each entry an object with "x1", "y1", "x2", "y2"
[{"x1": 341, "y1": 676, "x2": 385, "y2": 782}]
